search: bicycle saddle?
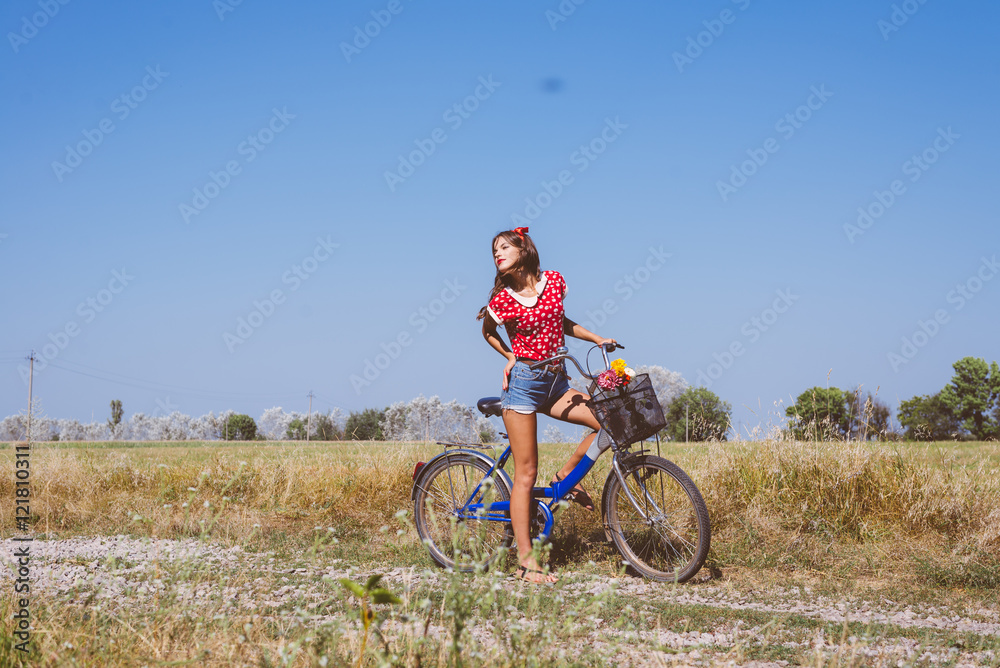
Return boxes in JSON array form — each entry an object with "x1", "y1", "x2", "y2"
[{"x1": 477, "y1": 397, "x2": 502, "y2": 417}]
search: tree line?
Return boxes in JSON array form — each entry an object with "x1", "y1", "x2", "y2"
[
  {"x1": 3, "y1": 358, "x2": 996, "y2": 443},
  {"x1": 784, "y1": 356, "x2": 1000, "y2": 441}
]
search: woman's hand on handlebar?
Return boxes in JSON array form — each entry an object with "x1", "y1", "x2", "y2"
[
  {"x1": 595, "y1": 337, "x2": 620, "y2": 351},
  {"x1": 502, "y1": 356, "x2": 516, "y2": 391}
]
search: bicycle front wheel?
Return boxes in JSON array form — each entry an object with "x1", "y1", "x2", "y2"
[
  {"x1": 413, "y1": 453, "x2": 513, "y2": 572},
  {"x1": 603, "y1": 455, "x2": 711, "y2": 583}
]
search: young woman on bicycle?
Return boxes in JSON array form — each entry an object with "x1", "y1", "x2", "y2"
[{"x1": 477, "y1": 227, "x2": 617, "y2": 583}]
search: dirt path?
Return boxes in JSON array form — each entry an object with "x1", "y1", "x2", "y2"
[{"x1": 3, "y1": 536, "x2": 998, "y2": 666}]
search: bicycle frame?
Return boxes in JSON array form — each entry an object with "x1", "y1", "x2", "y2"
[
  {"x1": 461, "y1": 440, "x2": 600, "y2": 540},
  {"x1": 414, "y1": 343, "x2": 654, "y2": 541}
]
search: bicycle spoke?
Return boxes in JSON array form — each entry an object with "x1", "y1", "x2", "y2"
[
  {"x1": 415, "y1": 457, "x2": 513, "y2": 571},
  {"x1": 626, "y1": 473, "x2": 700, "y2": 555},
  {"x1": 610, "y1": 459, "x2": 707, "y2": 580}
]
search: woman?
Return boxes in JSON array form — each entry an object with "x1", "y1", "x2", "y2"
[{"x1": 477, "y1": 227, "x2": 616, "y2": 583}]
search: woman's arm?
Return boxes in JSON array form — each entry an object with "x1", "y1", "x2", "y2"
[
  {"x1": 482, "y1": 318, "x2": 514, "y2": 359},
  {"x1": 564, "y1": 315, "x2": 616, "y2": 348},
  {"x1": 483, "y1": 318, "x2": 517, "y2": 390}
]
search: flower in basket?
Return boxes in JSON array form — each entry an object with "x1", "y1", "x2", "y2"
[
  {"x1": 596, "y1": 369, "x2": 620, "y2": 390},
  {"x1": 610, "y1": 358, "x2": 634, "y2": 387},
  {"x1": 597, "y1": 359, "x2": 636, "y2": 390}
]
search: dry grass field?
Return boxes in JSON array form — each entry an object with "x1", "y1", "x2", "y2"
[{"x1": 2, "y1": 438, "x2": 999, "y2": 666}]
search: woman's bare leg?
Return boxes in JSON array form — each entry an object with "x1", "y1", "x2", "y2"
[
  {"x1": 545, "y1": 389, "x2": 602, "y2": 481},
  {"x1": 502, "y1": 409, "x2": 556, "y2": 583}
]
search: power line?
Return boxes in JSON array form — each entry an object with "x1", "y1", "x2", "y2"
[{"x1": 312, "y1": 393, "x2": 346, "y2": 411}]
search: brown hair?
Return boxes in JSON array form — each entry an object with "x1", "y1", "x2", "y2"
[{"x1": 476, "y1": 229, "x2": 542, "y2": 320}]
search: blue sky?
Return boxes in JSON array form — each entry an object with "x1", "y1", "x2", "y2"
[{"x1": 2, "y1": 0, "x2": 997, "y2": 436}]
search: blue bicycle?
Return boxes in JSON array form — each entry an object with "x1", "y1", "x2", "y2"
[{"x1": 411, "y1": 344, "x2": 711, "y2": 583}]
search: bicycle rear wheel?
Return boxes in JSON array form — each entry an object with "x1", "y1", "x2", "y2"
[
  {"x1": 603, "y1": 455, "x2": 710, "y2": 583},
  {"x1": 413, "y1": 453, "x2": 513, "y2": 571}
]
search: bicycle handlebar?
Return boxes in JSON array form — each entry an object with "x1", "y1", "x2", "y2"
[{"x1": 528, "y1": 342, "x2": 624, "y2": 380}]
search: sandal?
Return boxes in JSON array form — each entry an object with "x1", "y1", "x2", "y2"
[
  {"x1": 553, "y1": 473, "x2": 594, "y2": 512},
  {"x1": 514, "y1": 565, "x2": 556, "y2": 584}
]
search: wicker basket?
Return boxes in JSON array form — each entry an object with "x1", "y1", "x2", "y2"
[{"x1": 586, "y1": 373, "x2": 666, "y2": 446}]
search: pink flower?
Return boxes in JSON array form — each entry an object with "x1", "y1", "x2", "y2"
[{"x1": 597, "y1": 370, "x2": 620, "y2": 390}]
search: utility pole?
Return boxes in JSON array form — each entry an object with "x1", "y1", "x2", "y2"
[
  {"x1": 306, "y1": 391, "x2": 314, "y2": 442},
  {"x1": 26, "y1": 351, "x2": 35, "y2": 443},
  {"x1": 685, "y1": 403, "x2": 689, "y2": 444}
]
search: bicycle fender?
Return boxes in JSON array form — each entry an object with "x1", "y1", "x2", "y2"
[{"x1": 410, "y1": 448, "x2": 513, "y2": 501}]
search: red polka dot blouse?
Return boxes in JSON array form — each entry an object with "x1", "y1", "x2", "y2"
[{"x1": 487, "y1": 270, "x2": 568, "y2": 361}]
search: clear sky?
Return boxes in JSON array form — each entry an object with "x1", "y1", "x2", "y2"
[{"x1": 2, "y1": 0, "x2": 997, "y2": 436}]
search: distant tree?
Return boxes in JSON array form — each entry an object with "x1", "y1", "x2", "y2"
[
  {"x1": 286, "y1": 418, "x2": 307, "y2": 440},
  {"x1": 345, "y1": 408, "x2": 385, "y2": 441},
  {"x1": 108, "y1": 399, "x2": 123, "y2": 440},
  {"x1": 189, "y1": 412, "x2": 225, "y2": 441},
  {"x1": 312, "y1": 413, "x2": 341, "y2": 440},
  {"x1": 632, "y1": 365, "x2": 689, "y2": 409},
  {"x1": 542, "y1": 424, "x2": 568, "y2": 444},
  {"x1": 221, "y1": 413, "x2": 257, "y2": 441},
  {"x1": 845, "y1": 387, "x2": 892, "y2": 440},
  {"x1": 664, "y1": 387, "x2": 732, "y2": 442},
  {"x1": 898, "y1": 393, "x2": 961, "y2": 441},
  {"x1": 380, "y1": 396, "x2": 495, "y2": 443},
  {"x1": 0, "y1": 415, "x2": 27, "y2": 441},
  {"x1": 785, "y1": 387, "x2": 851, "y2": 440},
  {"x1": 258, "y1": 407, "x2": 306, "y2": 441},
  {"x1": 940, "y1": 357, "x2": 1000, "y2": 440}
]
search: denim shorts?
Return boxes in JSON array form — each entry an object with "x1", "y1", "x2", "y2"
[{"x1": 500, "y1": 360, "x2": 571, "y2": 415}]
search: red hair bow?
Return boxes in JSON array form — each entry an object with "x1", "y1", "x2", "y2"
[{"x1": 513, "y1": 227, "x2": 529, "y2": 238}]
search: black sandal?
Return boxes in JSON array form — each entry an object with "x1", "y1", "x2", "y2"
[
  {"x1": 514, "y1": 565, "x2": 556, "y2": 583},
  {"x1": 553, "y1": 473, "x2": 594, "y2": 512}
]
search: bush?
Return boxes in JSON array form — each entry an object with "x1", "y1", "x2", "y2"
[
  {"x1": 785, "y1": 387, "x2": 851, "y2": 440},
  {"x1": 345, "y1": 408, "x2": 386, "y2": 441},
  {"x1": 220, "y1": 414, "x2": 257, "y2": 441}
]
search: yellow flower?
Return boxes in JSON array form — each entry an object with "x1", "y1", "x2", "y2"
[{"x1": 611, "y1": 359, "x2": 627, "y2": 376}]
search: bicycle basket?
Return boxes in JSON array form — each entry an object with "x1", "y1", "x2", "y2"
[{"x1": 586, "y1": 373, "x2": 666, "y2": 446}]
